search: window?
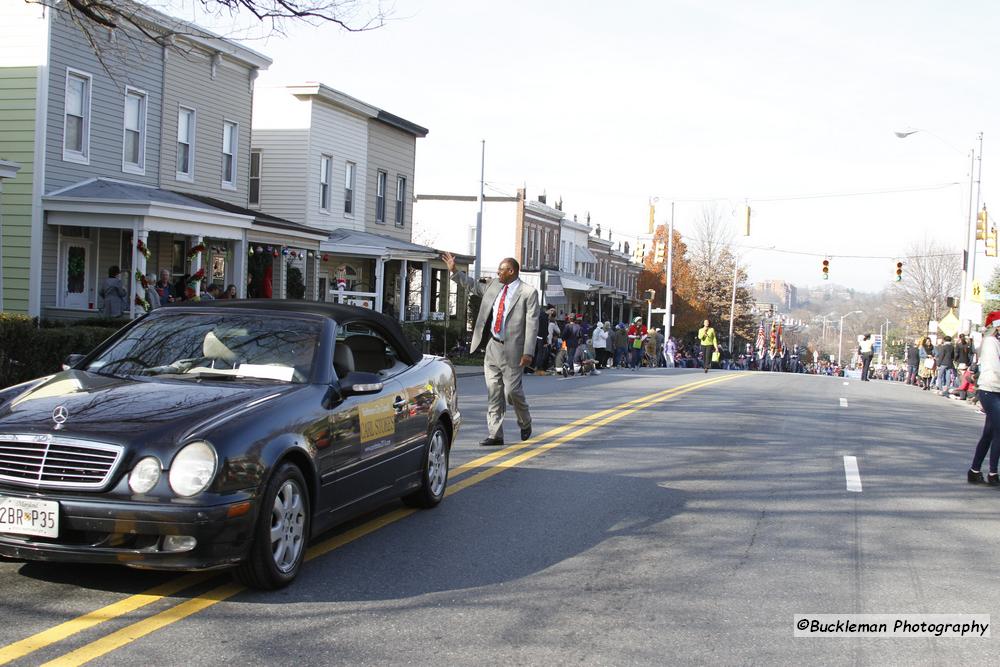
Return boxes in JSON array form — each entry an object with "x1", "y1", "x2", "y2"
[
  {"x1": 344, "y1": 162, "x2": 355, "y2": 215},
  {"x1": 395, "y1": 176, "x2": 406, "y2": 227},
  {"x1": 177, "y1": 107, "x2": 195, "y2": 179},
  {"x1": 63, "y1": 69, "x2": 91, "y2": 163},
  {"x1": 221, "y1": 121, "x2": 238, "y2": 187},
  {"x1": 319, "y1": 155, "x2": 332, "y2": 212},
  {"x1": 122, "y1": 88, "x2": 146, "y2": 173},
  {"x1": 249, "y1": 150, "x2": 261, "y2": 206},
  {"x1": 375, "y1": 170, "x2": 387, "y2": 223}
]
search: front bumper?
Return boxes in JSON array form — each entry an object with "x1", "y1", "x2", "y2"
[{"x1": 0, "y1": 490, "x2": 257, "y2": 571}]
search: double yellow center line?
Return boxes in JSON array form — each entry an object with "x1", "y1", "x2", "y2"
[{"x1": 0, "y1": 372, "x2": 741, "y2": 666}]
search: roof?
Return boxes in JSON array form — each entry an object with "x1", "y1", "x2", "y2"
[
  {"x1": 179, "y1": 193, "x2": 328, "y2": 240},
  {"x1": 45, "y1": 178, "x2": 224, "y2": 210},
  {"x1": 284, "y1": 83, "x2": 427, "y2": 137},
  {"x1": 575, "y1": 245, "x2": 599, "y2": 264},
  {"x1": 161, "y1": 299, "x2": 421, "y2": 365},
  {"x1": 113, "y1": 0, "x2": 271, "y2": 69},
  {"x1": 376, "y1": 110, "x2": 428, "y2": 138}
]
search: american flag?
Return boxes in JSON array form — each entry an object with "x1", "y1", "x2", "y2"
[
  {"x1": 776, "y1": 321, "x2": 784, "y2": 354},
  {"x1": 755, "y1": 321, "x2": 766, "y2": 352}
]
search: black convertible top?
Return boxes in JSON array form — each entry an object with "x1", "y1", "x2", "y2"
[{"x1": 161, "y1": 299, "x2": 423, "y2": 365}]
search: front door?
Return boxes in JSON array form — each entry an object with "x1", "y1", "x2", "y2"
[{"x1": 60, "y1": 238, "x2": 92, "y2": 309}]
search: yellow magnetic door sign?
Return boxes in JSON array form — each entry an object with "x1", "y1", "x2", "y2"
[{"x1": 359, "y1": 397, "x2": 396, "y2": 443}]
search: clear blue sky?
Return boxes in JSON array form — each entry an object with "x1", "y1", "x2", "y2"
[{"x1": 169, "y1": 0, "x2": 999, "y2": 291}]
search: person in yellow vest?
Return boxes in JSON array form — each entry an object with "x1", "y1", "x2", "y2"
[{"x1": 698, "y1": 319, "x2": 718, "y2": 373}]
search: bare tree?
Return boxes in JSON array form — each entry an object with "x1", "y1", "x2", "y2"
[
  {"x1": 27, "y1": 0, "x2": 387, "y2": 54},
  {"x1": 688, "y1": 202, "x2": 734, "y2": 279},
  {"x1": 891, "y1": 239, "x2": 962, "y2": 333}
]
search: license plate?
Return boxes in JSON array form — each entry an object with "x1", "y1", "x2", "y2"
[{"x1": 0, "y1": 496, "x2": 59, "y2": 538}]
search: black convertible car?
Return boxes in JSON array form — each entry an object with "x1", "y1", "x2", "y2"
[{"x1": 0, "y1": 301, "x2": 460, "y2": 589}]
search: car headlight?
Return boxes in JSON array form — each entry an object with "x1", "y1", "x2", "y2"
[
  {"x1": 128, "y1": 457, "x2": 161, "y2": 494},
  {"x1": 169, "y1": 441, "x2": 217, "y2": 497}
]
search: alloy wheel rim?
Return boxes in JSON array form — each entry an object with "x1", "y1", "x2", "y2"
[
  {"x1": 427, "y1": 430, "x2": 448, "y2": 497},
  {"x1": 270, "y1": 479, "x2": 305, "y2": 573}
]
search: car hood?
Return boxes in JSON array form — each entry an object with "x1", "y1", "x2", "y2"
[{"x1": 0, "y1": 370, "x2": 297, "y2": 449}]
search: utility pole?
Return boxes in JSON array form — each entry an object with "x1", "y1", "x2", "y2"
[
  {"x1": 728, "y1": 259, "x2": 738, "y2": 354},
  {"x1": 664, "y1": 201, "x2": 675, "y2": 340},
  {"x1": 474, "y1": 140, "x2": 485, "y2": 279}
]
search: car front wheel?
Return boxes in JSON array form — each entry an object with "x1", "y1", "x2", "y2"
[
  {"x1": 234, "y1": 461, "x2": 310, "y2": 590},
  {"x1": 402, "y1": 423, "x2": 450, "y2": 508}
]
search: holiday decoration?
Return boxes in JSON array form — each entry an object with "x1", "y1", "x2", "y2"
[
  {"x1": 187, "y1": 244, "x2": 205, "y2": 262},
  {"x1": 134, "y1": 270, "x2": 149, "y2": 290},
  {"x1": 187, "y1": 268, "x2": 206, "y2": 287},
  {"x1": 248, "y1": 246, "x2": 255, "y2": 256},
  {"x1": 134, "y1": 295, "x2": 150, "y2": 312},
  {"x1": 136, "y1": 239, "x2": 151, "y2": 260},
  {"x1": 308, "y1": 251, "x2": 315, "y2": 259},
  {"x1": 272, "y1": 249, "x2": 279, "y2": 257},
  {"x1": 281, "y1": 247, "x2": 289, "y2": 256},
  {"x1": 322, "y1": 254, "x2": 328, "y2": 262}
]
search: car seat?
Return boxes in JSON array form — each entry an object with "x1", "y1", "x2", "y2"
[
  {"x1": 344, "y1": 335, "x2": 388, "y2": 373},
  {"x1": 333, "y1": 342, "x2": 355, "y2": 378}
]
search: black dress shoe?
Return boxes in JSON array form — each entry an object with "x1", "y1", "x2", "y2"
[
  {"x1": 479, "y1": 436, "x2": 504, "y2": 447},
  {"x1": 988, "y1": 473, "x2": 1000, "y2": 486},
  {"x1": 969, "y1": 469, "x2": 986, "y2": 484},
  {"x1": 520, "y1": 425, "x2": 532, "y2": 441}
]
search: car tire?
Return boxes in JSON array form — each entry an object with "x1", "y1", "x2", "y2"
[
  {"x1": 234, "y1": 462, "x2": 310, "y2": 590},
  {"x1": 402, "y1": 423, "x2": 450, "y2": 509}
]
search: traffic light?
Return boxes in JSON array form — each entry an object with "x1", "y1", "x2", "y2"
[
  {"x1": 644, "y1": 289, "x2": 656, "y2": 302},
  {"x1": 895, "y1": 261, "x2": 903, "y2": 281},
  {"x1": 987, "y1": 227, "x2": 998, "y2": 257},
  {"x1": 654, "y1": 240, "x2": 665, "y2": 264},
  {"x1": 822, "y1": 258, "x2": 829, "y2": 280},
  {"x1": 977, "y1": 205, "x2": 988, "y2": 241}
]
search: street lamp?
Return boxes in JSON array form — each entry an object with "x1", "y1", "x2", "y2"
[
  {"x1": 895, "y1": 127, "x2": 983, "y2": 332},
  {"x1": 838, "y1": 310, "x2": 863, "y2": 366}
]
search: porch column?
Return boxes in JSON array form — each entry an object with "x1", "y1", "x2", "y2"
[
  {"x1": 233, "y1": 237, "x2": 247, "y2": 298},
  {"x1": 128, "y1": 219, "x2": 140, "y2": 319},
  {"x1": 375, "y1": 257, "x2": 384, "y2": 312},
  {"x1": 277, "y1": 249, "x2": 286, "y2": 300},
  {"x1": 135, "y1": 228, "x2": 148, "y2": 315},
  {"x1": 399, "y1": 258, "x2": 408, "y2": 321},
  {"x1": 311, "y1": 252, "x2": 320, "y2": 301},
  {"x1": 190, "y1": 235, "x2": 204, "y2": 299},
  {"x1": 421, "y1": 261, "x2": 431, "y2": 320}
]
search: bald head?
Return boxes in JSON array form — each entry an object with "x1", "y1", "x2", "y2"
[{"x1": 497, "y1": 257, "x2": 520, "y2": 285}]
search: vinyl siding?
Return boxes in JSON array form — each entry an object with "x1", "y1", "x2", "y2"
[
  {"x1": 160, "y1": 46, "x2": 255, "y2": 205},
  {"x1": 365, "y1": 121, "x2": 415, "y2": 242},
  {"x1": 0, "y1": 67, "x2": 38, "y2": 314},
  {"x1": 45, "y1": 9, "x2": 163, "y2": 193},
  {"x1": 307, "y1": 101, "x2": 367, "y2": 233},
  {"x1": 251, "y1": 128, "x2": 309, "y2": 224}
]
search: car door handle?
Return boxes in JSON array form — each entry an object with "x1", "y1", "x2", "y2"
[{"x1": 393, "y1": 397, "x2": 407, "y2": 410}]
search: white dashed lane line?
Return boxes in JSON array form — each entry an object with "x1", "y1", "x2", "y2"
[
  {"x1": 840, "y1": 397, "x2": 848, "y2": 407},
  {"x1": 843, "y1": 455, "x2": 863, "y2": 492}
]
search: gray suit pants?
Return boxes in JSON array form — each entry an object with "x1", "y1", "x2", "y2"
[{"x1": 484, "y1": 338, "x2": 531, "y2": 438}]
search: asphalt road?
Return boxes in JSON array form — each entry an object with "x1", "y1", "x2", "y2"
[{"x1": 0, "y1": 369, "x2": 995, "y2": 666}]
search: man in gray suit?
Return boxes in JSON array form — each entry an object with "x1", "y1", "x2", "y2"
[{"x1": 442, "y1": 252, "x2": 540, "y2": 446}]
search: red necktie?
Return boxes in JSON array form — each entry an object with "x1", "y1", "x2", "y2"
[{"x1": 493, "y1": 284, "x2": 508, "y2": 334}]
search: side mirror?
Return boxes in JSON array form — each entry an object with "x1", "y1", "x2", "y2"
[
  {"x1": 339, "y1": 371, "x2": 383, "y2": 397},
  {"x1": 62, "y1": 354, "x2": 86, "y2": 371}
]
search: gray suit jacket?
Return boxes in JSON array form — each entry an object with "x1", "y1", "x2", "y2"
[{"x1": 452, "y1": 271, "x2": 540, "y2": 363}]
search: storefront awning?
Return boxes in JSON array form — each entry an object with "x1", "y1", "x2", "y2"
[
  {"x1": 544, "y1": 272, "x2": 567, "y2": 305},
  {"x1": 575, "y1": 245, "x2": 599, "y2": 264},
  {"x1": 561, "y1": 273, "x2": 599, "y2": 292}
]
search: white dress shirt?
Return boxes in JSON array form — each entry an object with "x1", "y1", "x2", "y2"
[{"x1": 490, "y1": 278, "x2": 520, "y2": 341}]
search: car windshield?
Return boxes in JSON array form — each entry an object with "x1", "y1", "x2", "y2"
[{"x1": 83, "y1": 311, "x2": 322, "y2": 383}]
